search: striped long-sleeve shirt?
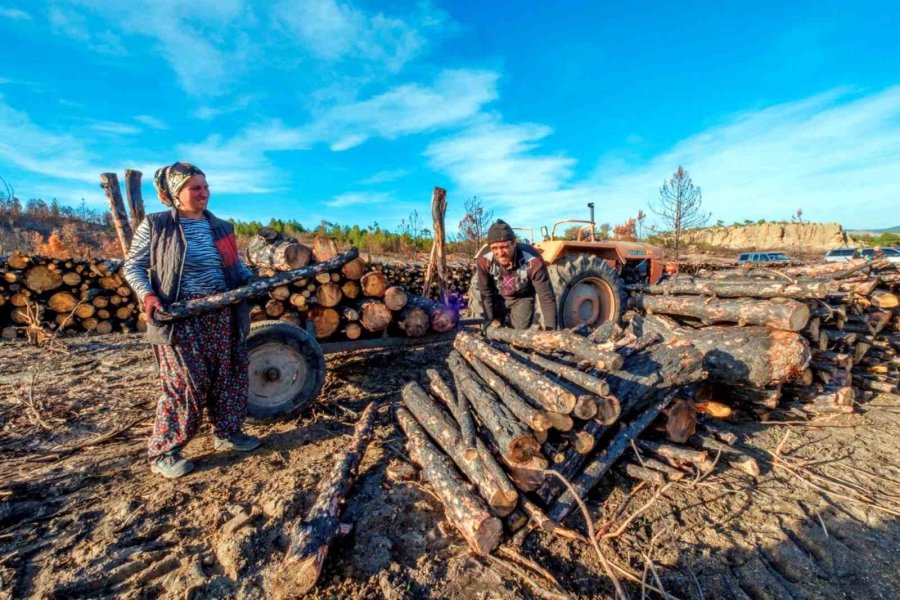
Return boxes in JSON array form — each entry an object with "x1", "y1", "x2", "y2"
[{"x1": 124, "y1": 216, "x2": 253, "y2": 301}]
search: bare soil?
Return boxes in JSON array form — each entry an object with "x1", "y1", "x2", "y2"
[{"x1": 2, "y1": 334, "x2": 899, "y2": 599}]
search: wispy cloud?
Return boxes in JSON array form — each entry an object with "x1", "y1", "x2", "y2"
[
  {"x1": 0, "y1": 7, "x2": 32, "y2": 19},
  {"x1": 326, "y1": 191, "x2": 392, "y2": 207},
  {"x1": 427, "y1": 87, "x2": 900, "y2": 230},
  {"x1": 359, "y1": 169, "x2": 410, "y2": 184},
  {"x1": 134, "y1": 115, "x2": 167, "y2": 130},
  {"x1": 89, "y1": 121, "x2": 142, "y2": 135}
]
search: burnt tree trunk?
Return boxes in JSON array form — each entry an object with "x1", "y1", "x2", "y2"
[
  {"x1": 635, "y1": 278, "x2": 833, "y2": 299},
  {"x1": 271, "y1": 402, "x2": 376, "y2": 598},
  {"x1": 124, "y1": 169, "x2": 145, "y2": 232},
  {"x1": 99, "y1": 172, "x2": 133, "y2": 257},
  {"x1": 407, "y1": 295, "x2": 457, "y2": 332},
  {"x1": 486, "y1": 326, "x2": 623, "y2": 370},
  {"x1": 464, "y1": 355, "x2": 553, "y2": 431},
  {"x1": 631, "y1": 294, "x2": 810, "y2": 331},
  {"x1": 396, "y1": 408, "x2": 502, "y2": 555},
  {"x1": 427, "y1": 365, "x2": 477, "y2": 454}
]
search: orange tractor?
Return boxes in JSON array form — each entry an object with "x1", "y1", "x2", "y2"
[{"x1": 469, "y1": 203, "x2": 673, "y2": 329}]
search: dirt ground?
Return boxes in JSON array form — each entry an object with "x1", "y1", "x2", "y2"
[{"x1": 2, "y1": 333, "x2": 900, "y2": 599}]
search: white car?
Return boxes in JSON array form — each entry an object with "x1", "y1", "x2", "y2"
[
  {"x1": 861, "y1": 247, "x2": 900, "y2": 264},
  {"x1": 824, "y1": 248, "x2": 857, "y2": 262}
]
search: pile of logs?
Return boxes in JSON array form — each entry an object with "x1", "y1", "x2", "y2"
[
  {"x1": 367, "y1": 260, "x2": 474, "y2": 308},
  {"x1": 395, "y1": 326, "x2": 760, "y2": 556},
  {"x1": 244, "y1": 230, "x2": 459, "y2": 341},
  {"x1": 0, "y1": 253, "x2": 140, "y2": 340},
  {"x1": 628, "y1": 256, "x2": 899, "y2": 415}
]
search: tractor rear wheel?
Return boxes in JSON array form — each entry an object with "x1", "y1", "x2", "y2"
[
  {"x1": 546, "y1": 254, "x2": 626, "y2": 329},
  {"x1": 245, "y1": 320, "x2": 325, "y2": 422}
]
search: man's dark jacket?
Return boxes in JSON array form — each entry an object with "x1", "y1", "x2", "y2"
[{"x1": 475, "y1": 243, "x2": 557, "y2": 328}]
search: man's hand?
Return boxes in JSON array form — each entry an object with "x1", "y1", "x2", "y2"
[
  {"x1": 480, "y1": 319, "x2": 501, "y2": 336},
  {"x1": 144, "y1": 294, "x2": 162, "y2": 321}
]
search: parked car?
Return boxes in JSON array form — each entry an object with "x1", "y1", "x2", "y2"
[
  {"x1": 824, "y1": 248, "x2": 857, "y2": 262},
  {"x1": 861, "y1": 247, "x2": 900, "y2": 264},
  {"x1": 737, "y1": 251, "x2": 791, "y2": 264}
]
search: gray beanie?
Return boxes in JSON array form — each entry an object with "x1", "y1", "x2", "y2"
[{"x1": 487, "y1": 219, "x2": 516, "y2": 244}]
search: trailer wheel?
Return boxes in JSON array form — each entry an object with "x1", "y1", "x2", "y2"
[
  {"x1": 546, "y1": 254, "x2": 626, "y2": 329},
  {"x1": 245, "y1": 321, "x2": 325, "y2": 422}
]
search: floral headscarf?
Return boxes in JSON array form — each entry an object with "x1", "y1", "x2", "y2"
[{"x1": 153, "y1": 162, "x2": 205, "y2": 207}]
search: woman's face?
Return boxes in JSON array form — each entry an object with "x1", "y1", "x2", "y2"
[{"x1": 176, "y1": 174, "x2": 210, "y2": 214}]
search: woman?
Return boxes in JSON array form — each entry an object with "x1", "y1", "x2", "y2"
[{"x1": 124, "y1": 162, "x2": 260, "y2": 479}]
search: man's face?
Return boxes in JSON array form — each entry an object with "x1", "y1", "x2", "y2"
[{"x1": 490, "y1": 240, "x2": 516, "y2": 268}]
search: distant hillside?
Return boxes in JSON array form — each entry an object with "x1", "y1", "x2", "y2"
[
  {"x1": 848, "y1": 225, "x2": 900, "y2": 235},
  {"x1": 682, "y1": 222, "x2": 852, "y2": 252}
]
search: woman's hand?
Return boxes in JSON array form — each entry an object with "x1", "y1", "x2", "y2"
[{"x1": 144, "y1": 294, "x2": 162, "y2": 320}]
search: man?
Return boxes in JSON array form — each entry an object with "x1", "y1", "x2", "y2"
[{"x1": 476, "y1": 219, "x2": 558, "y2": 331}]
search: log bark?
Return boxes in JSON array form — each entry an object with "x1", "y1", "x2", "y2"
[
  {"x1": 664, "y1": 398, "x2": 696, "y2": 443},
  {"x1": 465, "y1": 355, "x2": 553, "y2": 431},
  {"x1": 486, "y1": 326, "x2": 624, "y2": 370},
  {"x1": 396, "y1": 408, "x2": 502, "y2": 555},
  {"x1": 124, "y1": 169, "x2": 146, "y2": 232},
  {"x1": 454, "y1": 331, "x2": 576, "y2": 414},
  {"x1": 636, "y1": 439, "x2": 712, "y2": 471},
  {"x1": 722, "y1": 384, "x2": 782, "y2": 408},
  {"x1": 631, "y1": 313, "x2": 810, "y2": 388},
  {"x1": 407, "y1": 295, "x2": 457, "y2": 333},
  {"x1": 635, "y1": 278, "x2": 833, "y2": 299},
  {"x1": 631, "y1": 294, "x2": 810, "y2": 331},
  {"x1": 507, "y1": 346, "x2": 611, "y2": 398},
  {"x1": 271, "y1": 402, "x2": 376, "y2": 598},
  {"x1": 246, "y1": 230, "x2": 312, "y2": 271},
  {"x1": 448, "y1": 352, "x2": 541, "y2": 465},
  {"x1": 99, "y1": 172, "x2": 133, "y2": 256},
  {"x1": 358, "y1": 299, "x2": 392, "y2": 332},
  {"x1": 622, "y1": 463, "x2": 666, "y2": 486},
  {"x1": 401, "y1": 381, "x2": 517, "y2": 516},
  {"x1": 422, "y1": 187, "x2": 449, "y2": 303},
  {"x1": 548, "y1": 391, "x2": 676, "y2": 523},
  {"x1": 154, "y1": 249, "x2": 358, "y2": 322},
  {"x1": 535, "y1": 419, "x2": 610, "y2": 505},
  {"x1": 427, "y1": 364, "x2": 477, "y2": 455}
]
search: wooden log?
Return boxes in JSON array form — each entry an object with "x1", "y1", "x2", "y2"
[
  {"x1": 271, "y1": 403, "x2": 376, "y2": 598},
  {"x1": 486, "y1": 326, "x2": 623, "y2": 370},
  {"x1": 265, "y1": 299, "x2": 286, "y2": 318},
  {"x1": 341, "y1": 280, "x2": 360, "y2": 300},
  {"x1": 572, "y1": 395, "x2": 598, "y2": 420},
  {"x1": 545, "y1": 411, "x2": 574, "y2": 432},
  {"x1": 628, "y1": 455, "x2": 686, "y2": 480},
  {"x1": 154, "y1": 249, "x2": 358, "y2": 322},
  {"x1": 402, "y1": 382, "x2": 517, "y2": 516},
  {"x1": 246, "y1": 229, "x2": 312, "y2": 271},
  {"x1": 783, "y1": 258, "x2": 870, "y2": 279},
  {"x1": 6, "y1": 254, "x2": 29, "y2": 269},
  {"x1": 360, "y1": 271, "x2": 387, "y2": 297},
  {"x1": 622, "y1": 463, "x2": 666, "y2": 486},
  {"x1": 99, "y1": 172, "x2": 133, "y2": 256},
  {"x1": 448, "y1": 352, "x2": 541, "y2": 465},
  {"x1": 634, "y1": 278, "x2": 833, "y2": 299},
  {"x1": 289, "y1": 293, "x2": 307, "y2": 310},
  {"x1": 311, "y1": 237, "x2": 339, "y2": 263},
  {"x1": 427, "y1": 365, "x2": 478, "y2": 455},
  {"x1": 270, "y1": 285, "x2": 291, "y2": 301},
  {"x1": 24, "y1": 265, "x2": 63, "y2": 293},
  {"x1": 502, "y1": 455, "x2": 549, "y2": 492},
  {"x1": 454, "y1": 332, "x2": 576, "y2": 414},
  {"x1": 396, "y1": 408, "x2": 502, "y2": 555},
  {"x1": 508, "y1": 346, "x2": 611, "y2": 398},
  {"x1": 722, "y1": 384, "x2": 782, "y2": 408},
  {"x1": 124, "y1": 168, "x2": 146, "y2": 231},
  {"x1": 631, "y1": 314, "x2": 810, "y2": 388},
  {"x1": 664, "y1": 398, "x2": 696, "y2": 443},
  {"x1": 421, "y1": 187, "x2": 449, "y2": 303},
  {"x1": 359, "y1": 299, "x2": 392, "y2": 332},
  {"x1": 343, "y1": 322, "x2": 362, "y2": 340},
  {"x1": 594, "y1": 395, "x2": 621, "y2": 425},
  {"x1": 465, "y1": 355, "x2": 553, "y2": 431},
  {"x1": 870, "y1": 289, "x2": 898, "y2": 309},
  {"x1": 341, "y1": 257, "x2": 366, "y2": 281},
  {"x1": 407, "y1": 295, "x2": 457, "y2": 333},
  {"x1": 95, "y1": 320, "x2": 113, "y2": 334},
  {"x1": 315, "y1": 282, "x2": 343, "y2": 308},
  {"x1": 631, "y1": 294, "x2": 810, "y2": 331},
  {"x1": 548, "y1": 391, "x2": 676, "y2": 523},
  {"x1": 396, "y1": 305, "x2": 429, "y2": 337},
  {"x1": 47, "y1": 291, "x2": 78, "y2": 313},
  {"x1": 536, "y1": 419, "x2": 611, "y2": 504},
  {"x1": 636, "y1": 439, "x2": 712, "y2": 470},
  {"x1": 383, "y1": 286, "x2": 408, "y2": 311},
  {"x1": 308, "y1": 306, "x2": 339, "y2": 338}
]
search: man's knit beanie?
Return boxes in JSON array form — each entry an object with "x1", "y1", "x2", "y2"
[{"x1": 487, "y1": 219, "x2": 516, "y2": 244}]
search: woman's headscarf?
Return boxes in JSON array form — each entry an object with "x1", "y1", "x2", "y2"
[{"x1": 153, "y1": 162, "x2": 205, "y2": 207}]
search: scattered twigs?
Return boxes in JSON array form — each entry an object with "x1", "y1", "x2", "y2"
[{"x1": 600, "y1": 482, "x2": 674, "y2": 540}]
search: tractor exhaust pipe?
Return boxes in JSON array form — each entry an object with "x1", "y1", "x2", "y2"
[{"x1": 587, "y1": 202, "x2": 595, "y2": 226}]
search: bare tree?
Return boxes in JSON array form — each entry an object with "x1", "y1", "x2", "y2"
[
  {"x1": 651, "y1": 166, "x2": 709, "y2": 259},
  {"x1": 791, "y1": 208, "x2": 804, "y2": 223},
  {"x1": 458, "y1": 196, "x2": 493, "y2": 254},
  {"x1": 635, "y1": 209, "x2": 646, "y2": 241}
]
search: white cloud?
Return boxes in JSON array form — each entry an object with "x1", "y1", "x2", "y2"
[
  {"x1": 134, "y1": 115, "x2": 167, "y2": 130},
  {"x1": 0, "y1": 8, "x2": 31, "y2": 19},
  {"x1": 359, "y1": 168, "x2": 410, "y2": 184},
  {"x1": 427, "y1": 87, "x2": 900, "y2": 230},
  {"x1": 90, "y1": 121, "x2": 142, "y2": 135},
  {"x1": 325, "y1": 191, "x2": 392, "y2": 207}
]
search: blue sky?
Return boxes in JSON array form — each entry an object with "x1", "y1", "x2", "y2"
[{"x1": 1, "y1": 1, "x2": 898, "y2": 234}]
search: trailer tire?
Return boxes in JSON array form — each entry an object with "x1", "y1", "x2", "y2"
[
  {"x1": 245, "y1": 320, "x2": 325, "y2": 422},
  {"x1": 546, "y1": 254, "x2": 626, "y2": 329}
]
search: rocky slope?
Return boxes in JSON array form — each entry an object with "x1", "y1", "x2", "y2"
[{"x1": 683, "y1": 222, "x2": 853, "y2": 251}]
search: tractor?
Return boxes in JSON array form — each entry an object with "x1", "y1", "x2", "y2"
[{"x1": 468, "y1": 203, "x2": 672, "y2": 329}]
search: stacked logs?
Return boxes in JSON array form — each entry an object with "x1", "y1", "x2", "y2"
[
  {"x1": 628, "y1": 256, "x2": 899, "y2": 415},
  {"x1": 395, "y1": 326, "x2": 764, "y2": 555},
  {"x1": 0, "y1": 252, "x2": 140, "y2": 340},
  {"x1": 368, "y1": 260, "x2": 474, "y2": 310},
  {"x1": 244, "y1": 231, "x2": 459, "y2": 341}
]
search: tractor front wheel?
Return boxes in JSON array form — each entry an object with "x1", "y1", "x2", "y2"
[{"x1": 546, "y1": 254, "x2": 626, "y2": 329}]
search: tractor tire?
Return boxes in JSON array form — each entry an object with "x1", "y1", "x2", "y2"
[
  {"x1": 245, "y1": 320, "x2": 325, "y2": 422},
  {"x1": 546, "y1": 254, "x2": 626, "y2": 329},
  {"x1": 464, "y1": 254, "x2": 626, "y2": 329}
]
